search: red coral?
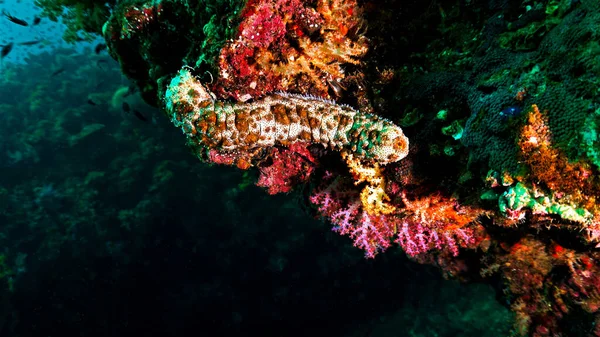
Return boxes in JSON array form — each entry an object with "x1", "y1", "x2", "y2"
[
  {"x1": 239, "y1": 1, "x2": 287, "y2": 48},
  {"x1": 216, "y1": 0, "x2": 367, "y2": 101},
  {"x1": 119, "y1": 3, "x2": 165, "y2": 40},
  {"x1": 488, "y1": 238, "x2": 558, "y2": 336},
  {"x1": 256, "y1": 142, "x2": 316, "y2": 194},
  {"x1": 561, "y1": 252, "x2": 600, "y2": 314},
  {"x1": 485, "y1": 238, "x2": 600, "y2": 336}
]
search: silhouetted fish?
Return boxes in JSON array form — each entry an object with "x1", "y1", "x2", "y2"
[
  {"x1": 94, "y1": 43, "x2": 107, "y2": 54},
  {"x1": 3, "y1": 11, "x2": 28, "y2": 26},
  {"x1": 1, "y1": 43, "x2": 13, "y2": 58},
  {"x1": 51, "y1": 68, "x2": 65, "y2": 76},
  {"x1": 123, "y1": 83, "x2": 138, "y2": 98},
  {"x1": 19, "y1": 40, "x2": 42, "y2": 46},
  {"x1": 32, "y1": 16, "x2": 41, "y2": 25},
  {"x1": 133, "y1": 110, "x2": 148, "y2": 122},
  {"x1": 87, "y1": 99, "x2": 97, "y2": 106},
  {"x1": 96, "y1": 59, "x2": 109, "y2": 69}
]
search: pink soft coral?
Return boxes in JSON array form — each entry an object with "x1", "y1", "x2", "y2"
[
  {"x1": 309, "y1": 172, "x2": 394, "y2": 258},
  {"x1": 310, "y1": 171, "x2": 487, "y2": 258},
  {"x1": 394, "y1": 193, "x2": 486, "y2": 257}
]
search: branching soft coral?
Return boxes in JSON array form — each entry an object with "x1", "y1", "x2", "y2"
[
  {"x1": 309, "y1": 172, "x2": 395, "y2": 258},
  {"x1": 310, "y1": 168, "x2": 488, "y2": 258},
  {"x1": 519, "y1": 105, "x2": 598, "y2": 201},
  {"x1": 217, "y1": 0, "x2": 368, "y2": 101},
  {"x1": 343, "y1": 153, "x2": 395, "y2": 215},
  {"x1": 394, "y1": 192, "x2": 488, "y2": 257}
]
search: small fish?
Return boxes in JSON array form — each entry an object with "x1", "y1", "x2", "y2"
[
  {"x1": 94, "y1": 43, "x2": 106, "y2": 54},
  {"x1": 1, "y1": 42, "x2": 13, "y2": 58},
  {"x1": 51, "y1": 68, "x2": 65, "y2": 76},
  {"x1": 123, "y1": 83, "x2": 137, "y2": 97},
  {"x1": 122, "y1": 102, "x2": 130, "y2": 112},
  {"x1": 87, "y1": 99, "x2": 97, "y2": 106},
  {"x1": 133, "y1": 110, "x2": 148, "y2": 122},
  {"x1": 3, "y1": 11, "x2": 28, "y2": 26},
  {"x1": 19, "y1": 40, "x2": 42, "y2": 46},
  {"x1": 32, "y1": 16, "x2": 41, "y2": 25},
  {"x1": 96, "y1": 59, "x2": 109, "y2": 69}
]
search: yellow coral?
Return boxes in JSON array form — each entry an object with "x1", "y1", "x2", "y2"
[
  {"x1": 343, "y1": 153, "x2": 395, "y2": 215},
  {"x1": 259, "y1": 0, "x2": 368, "y2": 97}
]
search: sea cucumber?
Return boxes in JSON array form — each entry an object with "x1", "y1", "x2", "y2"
[{"x1": 165, "y1": 68, "x2": 409, "y2": 165}]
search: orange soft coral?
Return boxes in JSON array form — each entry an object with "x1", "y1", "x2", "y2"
[
  {"x1": 216, "y1": 0, "x2": 368, "y2": 101},
  {"x1": 518, "y1": 104, "x2": 599, "y2": 211}
]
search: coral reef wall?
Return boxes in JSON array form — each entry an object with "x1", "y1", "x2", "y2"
[{"x1": 17, "y1": 0, "x2": 600, "y2": 335}]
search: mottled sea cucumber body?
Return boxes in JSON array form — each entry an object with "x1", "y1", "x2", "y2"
[{"x1": 165, "y1": 69, "x2": 409, "y2": 165}]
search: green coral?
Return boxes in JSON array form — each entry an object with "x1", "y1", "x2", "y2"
[
  {"x1": 194, "y1": 0, "x2": 245, "y2": 69},
  {"x1": 498, "y1": 0, "x2": 573, "y2": 51},
  {"x1": 499, "y1": 182, "x2": 593, "y2": 224},
  {"x1": 581, "y1": 107, "x2": 600, "y2": 170},
  {"x1": 441, "y1": 120, "x2": 464, "y2": 140}
]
